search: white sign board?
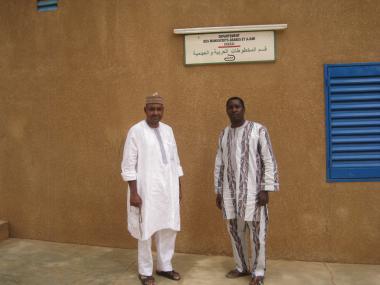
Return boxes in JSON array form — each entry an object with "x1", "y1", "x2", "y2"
[{"x1": 184, "y1": 31, "x2": 275, "y2": 65}]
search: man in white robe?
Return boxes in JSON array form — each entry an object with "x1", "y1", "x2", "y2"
[
  {"x1": 214, "y1": 97, "x2": 279, "y2": 285},
  {"x1": 121, "y1": 93, "x2": 183, "y2": 285}
]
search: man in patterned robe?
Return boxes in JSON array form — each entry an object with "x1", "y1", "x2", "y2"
[{"x1": 214, "y1": 97, "x2": 279, "y2": 285}]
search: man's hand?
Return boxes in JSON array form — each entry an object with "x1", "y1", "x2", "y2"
[
  {"x1": 216, "y1": 194, "x2": 222, "y2": 210},
  {"x1": 257, "y1": 191, "x2": 269, "y2": 206},
  {"x1": 130, "y1": 192, "x2": 142, "y2": 208},
  {"x1": 128, "y1": 180, "x2": 142, "y2": 208}
]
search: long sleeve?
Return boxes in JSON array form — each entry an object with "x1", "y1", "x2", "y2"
[
  {"x1": 121, "y1": 129, "x2": 138, "y2": 181},
  {"x1": 258, "y1": 127, "x2": 279, "y2": 192},
  {"x1": 170, "y1": 128, "x2": 184, "y2": 177},
  {"x1": 214, "y1": 131, "x2": 225, "y2": 194},
  {"x1": 173, "y1": 138, "x2": 184, "y2": 177}
]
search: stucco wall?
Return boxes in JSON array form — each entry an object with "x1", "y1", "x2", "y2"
[{"x1": 1, "y1": 0, "x2": 379, "y2": 264}]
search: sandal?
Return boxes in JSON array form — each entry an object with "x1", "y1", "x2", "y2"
[
  {"x1": 138, "y1": 274, "x2": 156, "y2": 285},
  {"x1": 249, "y1": 276, "x2": 264, "y2": 285},
  {"x1": 226, "y1": 269, "x2": 250, "y2": 278},
  {"x1": 156, "y1": 270, "x2": 181, "y2": 281}
]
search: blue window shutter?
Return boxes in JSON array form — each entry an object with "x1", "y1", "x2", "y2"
[
  {"x1": 325, "y1": 62, "x2": 380, "y2": 182},
  {"x1": 37, "y1": 0, "x2": 58, "y2": 12}
]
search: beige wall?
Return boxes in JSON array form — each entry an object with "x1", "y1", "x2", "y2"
[{"x1": 1, "y1": 0, "x2": 379, "y2": 264}]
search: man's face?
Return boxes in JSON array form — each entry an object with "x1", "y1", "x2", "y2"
[
  {"x1": 226, "y1": 99, "x2": 245, "y2": 123},
  {"x1": 144, "y1": 103, "x2": 164, "y2": 125}
]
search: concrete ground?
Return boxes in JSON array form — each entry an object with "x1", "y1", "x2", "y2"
[{"x1": 0, "y1": 239, "x2": 379, "y2": 285}]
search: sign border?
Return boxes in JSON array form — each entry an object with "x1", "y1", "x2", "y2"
[{"x1": 183, "y1": 30, "x2": 277, "y2": 66}]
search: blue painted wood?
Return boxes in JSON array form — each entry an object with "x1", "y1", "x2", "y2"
[
  {"x1": 324, "y1": 62, "x2": 380, "y2": 182},
  {"x1": 37, "y1": 0, "x2": 58, "y2": 6},
  {"x1": 331, "y1": 94, "x2": 380, "y2": 103},
  {"x1": 331, "y1": 111, "x2": 380, "y2": 118},
  {"x1": 329, "y1": 167, "x2": 380, "y2": 182},
  {"x1": 331, "y1": 137, "x2": 380, "y2": 144},
  {"x1": 331, "y1": 102, "x2": 380, "y2": 110},
  {"x1": 332, "y1": 161, "x2": 380, "y2": 168},
  {"x1": 332, "y1": 145, "x2": 380, "y2": 152},
  {"x1": 37, "y1": 6, "x2": 57, "y2": 12},
  {"x1": 37, "y1": 0, "x2": 57, "y2": 11},
  {"x1": 332, "y1": 128, "x2": 380, "y2": 135},
  {"x1": 330, "y1": 86, "x2": 380, "y2": 94},
  {"x1": 332, "y1": 120, "x2": 380, "y2": 127},
  {"x1": 330, "y1": 77, "x2": 380, "y2": 85},
  {"x1": 333, "y1": 154, "x2": 380, "y2": 161}
]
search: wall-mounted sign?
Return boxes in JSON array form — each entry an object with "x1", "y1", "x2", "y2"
[
  {"x1": 174, "y1": 24, "x2": 287, "y2": 66},
  {"x1": 184, "y1": 31, "x2": 275, "y2": 65}
]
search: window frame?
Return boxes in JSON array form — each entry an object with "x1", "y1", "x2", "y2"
[{"x1": 324, "y1": 62, "x2": 380, "y2": 182}]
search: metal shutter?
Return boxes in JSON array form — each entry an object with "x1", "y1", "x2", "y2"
[{"x1": 325, "y1": 62, "x2": 380, "y2": 182}]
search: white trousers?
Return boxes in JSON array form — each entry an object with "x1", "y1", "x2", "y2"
[
  {"x1": 138, "y1": 229, "x2": 177, "y2": 276},
  {"x1": 227, "y1": 206, "x2": 268, "y2": 277}
]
